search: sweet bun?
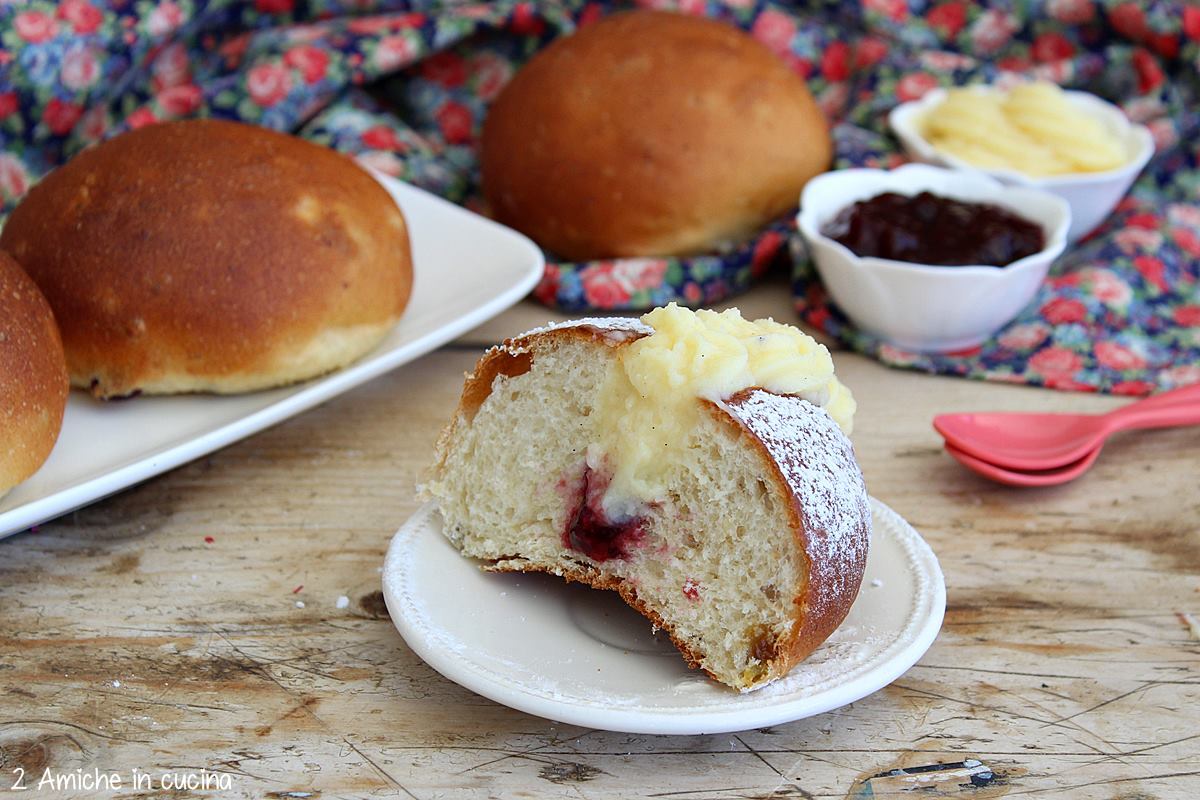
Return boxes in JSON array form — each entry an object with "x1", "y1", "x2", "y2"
[
  {"x1": 481, "y1": 10, "x2": 833, "y2": 260},
  {"x1": 0, "y1": 252, "x2": 68, "y2": 497},
  {"x1": 425, "y1": 318, "x2": 870, "y2": 691},
  {"x1": 0, "y1": 120, "x2": 412, "y2": 398}
]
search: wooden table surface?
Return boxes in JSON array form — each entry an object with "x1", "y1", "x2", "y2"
[{"x1": 1, "y1": 279, "x2": 1197, "y2": 799}]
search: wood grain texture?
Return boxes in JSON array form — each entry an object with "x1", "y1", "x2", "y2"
[{"x1": 0, "y1": 282, "x2": 1196, "y2": 799}]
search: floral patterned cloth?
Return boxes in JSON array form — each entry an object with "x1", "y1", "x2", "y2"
[{"x1": 0, "y1": 0, "x2": 1196, "y2": 393}]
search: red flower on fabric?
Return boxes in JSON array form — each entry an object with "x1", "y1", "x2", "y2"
[
  {"x1": 0, "y1": 154, "x2": 30, "y2": 200},
  {"x1": 348, "y1": 14, "x2": 426, "y2": 35},
  {"x1": 896, "y1": 72, "x2": 939, "y2": 102},
  {"x1": 1111, "y1": 380, "x2": 1155, "y2": 395},
  {"x1": 420, "y1": 51, "x2": 467, "y2": 88},
  {"x1": 806, "y1": 304, "x2": 831, "y2": 331},
  {"x1": 355, "y1": 150, "x2": 404, "y2": 177},
  {"x1": 15, "y1": 11, "x2": 58, "y2": 43},
  {"x1": 621, "y1": 259, "x2": 668, "y2": 291},
  {"x1": 1046, "y1": 0, "x2": 1094, "y2": 24},
  {"x1": 1029, "y1": 346, "x2": 1084, "y2": 378},
  {"x1": 361, "y1": 125, "x2": 403, "y2": 151},
  {"x1": 752, "y1": 231, "x2": 785, "y2": 276},
  {"x1": 1110, "y1": 3, "x2": 1147, "y2": 41},
  {"x1": 581, "y1": 263, "x2": 633, "y2": 307},
  {"x1": 147, "y1": 2, "x2": 185, "y2": 38},
  {"x1": 998, "y1": 323, "x2": 1050, "y2": 350},
  {"x1": 1186, "y1": 7, "x2": 1200, "y2": 41},
  {"x1": 578, "y1": 4, "x2": 604, "y2": 27},
  {"x1": 969, "y1": 9, "x2": 1018, "y2": 55},
  {"x1": 80, "y1": 105, "x2": 107, "y2": 140},
  {"x1": 855, "y1": 36, "x2": 888, "y2": 69},
  {"x1": 44, "y1": 98, "x2": 82, "y2": 136},
  {"x1": 157, "y1": 84, "x2": 202, "y2": 116},
  {"x1": 1164, "y1": 365, "x2": 1200, "y2": 387},
  {"x1": 0, "y1": 92, "x2": 17, "y2": 119},
  {"x1": 533, "y1": 266, "x2": 560, "y2": 305},
  {"x1": 1039, "y1": 297, "x2": 1088, "y2": 324},
  {"x1": 750, "y1": 9, "x2": 796, "y2": 54},
  {"x1": 255, "y1": 0, "x2": 294, "y2": 12},
  {"x1": 283, "y1": 45, "x2": 330, "y2": 84},
  {"x1": 1173, "y1": 305, "x2": 1200, "y2": 326},
  {"x1": 997, "y1": 55, "x2": 1032, "y2": 72},
  {"x1": 1125, "y1": 212, "x2": 1159, "y2": 230},
  {"x1": 927, "y1": 2, "x2": 966, "y2": 38},
  {"x1": 58, "y1": 1, "x2": 103, "y2": 35},
  {"x1": 152, "y1": 42, "x2": 190, "y2": 89},
  {"x1": 1132, "y1": 49, "x2": 1164, "y2": 94},
  {"x1": 473, "y1": 52, "x2": 511, "y2": 101},
  {"x1": 1132, "y1": 255, "x2": 1169, "y2": 292},
  {"x1": 509, "y1": 3, "x2": 544, "y2": 36},
  {"x1": 435, "y1": 101, "x2": 472, "y2": 144},
  {"x1": 374, "y1": 34, "x2": 418, "y2": 72},
  {"x1": 821, "y1": 41, "x2": 851, "y2": 82},
  {"x1": 62, "y1": 46, "x2": 100, "y2": 90},
  {"x1": 782, "y1": 54, "x2": 814, "y2": 78},
  {"x1": 126, "y1": 108, "x2": 158, "y2": 129},
  {"x1": 1150, "y1": 33, "x2": 1179, "y2": 59},
  {"x1": 1095, "y1": 341, "x2": 1146, "y2": 371},
  {"x1": 1172, "y1": 228, "x2": 1200, "y2": 258},
  {"x1": 247, "y1": 62, "x2": 291, "y2": 107},
  {"x1": 1087, "y1": 269, "x2": 1132, "y2": 306},
  {"x1": 1033, "y1": 32, "x2": 1075, "y2": 62},
  {"x1": 864, "y1": 0, "x2": 908, "y2": 22}
]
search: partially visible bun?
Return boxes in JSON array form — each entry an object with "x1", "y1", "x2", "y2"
[
  {"x1": 481, "y1": 10, "x2": 832, "y2": 260},
  {"x1": 0, "y1": 252, "x2": 68, "y2": 497},
  {"x1": 0, "y1": 120, "x2": 413, "y2": 398}
]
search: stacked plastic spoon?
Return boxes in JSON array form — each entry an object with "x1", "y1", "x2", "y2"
[{"x1": 933, "y1": 383, "x2": 1200, "y2": 486}]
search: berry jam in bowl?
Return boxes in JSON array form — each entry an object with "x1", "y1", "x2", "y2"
[{"x1": 797, "y1": 164, "x2": 1070, "y2": 353}]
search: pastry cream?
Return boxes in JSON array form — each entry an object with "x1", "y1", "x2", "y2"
[
  {"x1": 593, "y1": 303, "x2": 854, "y2": 515},
  {"x1": 921, "y1": 82, "x2": 1127, "y2": 176}
]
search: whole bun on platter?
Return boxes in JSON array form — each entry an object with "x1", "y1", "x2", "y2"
[
  {"x1": 481, "y1": 9, "x2": 833, "y2": 261},
  {"x1": 0, "y1": 119, "x2": 413, "y2": 399},
  {"x1": 0, "y1": 252, "x2": 68, "y2": 497}
]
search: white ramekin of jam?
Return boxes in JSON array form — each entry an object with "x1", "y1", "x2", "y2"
[
  {"x1": 889, "y1": 84, "x2": 1153, "y2": 242},
  {"x1": 797, "y1": 164, "x2": 1070, "y2": 353}
]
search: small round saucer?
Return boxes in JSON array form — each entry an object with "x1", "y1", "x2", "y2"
[{"x1": 382, "y1": 498, "x2": 944, "y2": 735}]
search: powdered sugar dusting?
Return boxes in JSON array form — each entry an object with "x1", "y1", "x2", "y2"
[
  {"x1": 495, "y1": 317, "x2": 652, "y2": 356},
  {"x1": 718, "y1": 390, "x2": 871, "y2": 625},
  {"x1": 521, "y1": 317, "x2": 652, "y2": 338}
]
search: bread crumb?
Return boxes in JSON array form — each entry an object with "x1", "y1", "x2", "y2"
[{"x1": 335, "y1": 596, "x2": 350, "y2": 609}]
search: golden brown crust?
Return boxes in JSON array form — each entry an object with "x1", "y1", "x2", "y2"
[
  {"x1": 481, "y1": 10, "x2": 832, "y2": 260},
  {"x1": 0, "y1": 119, "x2": 412, "y2": 398},
  {"x1": 707, "y1": 391, "x2": 871, "y2": 685},
  {"x1": 0, "y1": 252, "x2": 68, "y2": 495}
]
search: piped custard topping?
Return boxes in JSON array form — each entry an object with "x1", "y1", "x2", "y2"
[
  {"x1": 591, "y1": 303, "x2": 854, "y2": 518},
  {"x1": 920, "y1": 82, "x2": 1128, "y2": 177}
]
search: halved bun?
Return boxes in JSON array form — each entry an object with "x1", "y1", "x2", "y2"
[{"x1": 425, "y1": 320, "x2": 871, "y2": 691}]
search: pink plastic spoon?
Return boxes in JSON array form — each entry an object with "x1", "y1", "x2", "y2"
[
  {"x1": 944, "y1": 442, "x2": 1101, "y2": 487},
  {"x1": 933, "y1": 382, "x2": 1200, "y2": 471}
]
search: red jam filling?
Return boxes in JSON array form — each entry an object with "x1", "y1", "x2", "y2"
[
  {"x1": 821, "y1": 191, "x2": 1045, "y2": 267},
  {"x1": 562, "y1": 466, "x2": 645, "y2": 562}
]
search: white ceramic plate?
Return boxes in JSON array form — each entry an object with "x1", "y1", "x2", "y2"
[
  {"x1": 0, "y1": 174, "x2": 543, "y2": 540},
  {"x1": 383, "y1": 498, "x2": 945, "y2": 735}
]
